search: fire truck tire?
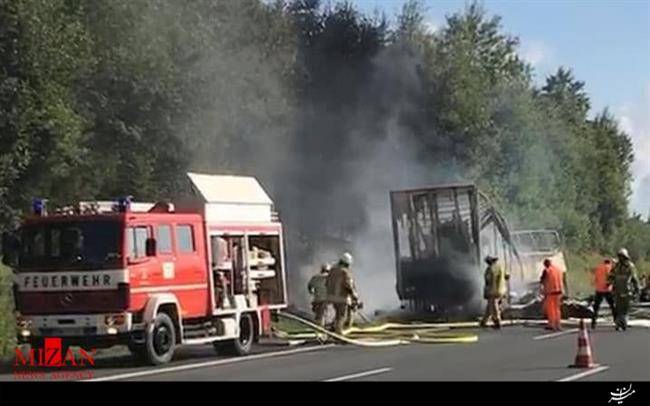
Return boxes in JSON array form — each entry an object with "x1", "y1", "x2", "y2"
[
  {"x1": 127, "y1": 341, "x2": 146, "y2": 360},
  {"x1": 28, "y1": 338, "x2": 69, "y2": 358},
  {"x1": 220, "y1": 313, "x2": 254, "y2": 356},
  {"x1": 61, "y1": 343, "x2": 70, "y2": 357},
  {"x1": 144, "y1": 312, "x2": 176, "y2": 365},
  {"x1": 29, "y1": 337, "x2": 44, "y2": 353}
]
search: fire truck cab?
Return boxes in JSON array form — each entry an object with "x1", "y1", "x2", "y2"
[{"x1": 3, "y1": 173, "x2": 288, "y2": 365}]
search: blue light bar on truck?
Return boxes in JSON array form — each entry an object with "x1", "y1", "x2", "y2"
[
  {"x1": 32, "y1": 198, "x2": 47, "y2": 216},
  {"x1": 117, "y1": 196, "x2": 133, "y2": 213}
]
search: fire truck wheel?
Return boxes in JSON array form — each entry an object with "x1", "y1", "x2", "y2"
[
  {"x1": 28, "y1": 337, "x2": 68, "y2": 358},
  {"x1": 144, "y1": 312, "x2": 176, "y2": 365},
  {"x1": 234, "y1": 313, "x2": 254, "y2": 355},
  {"x1": 29, "y1": 337, "x2": 44, "y2": 353},
  {"x1": 127, "y1": 341, "x2": 146, "y2": 360},
  {"x1": 220, "y1": 313, "x2": 254, "y2": 356},
  {"x1": 61, "y1": 343, "x2": 71, "y2": 357}
]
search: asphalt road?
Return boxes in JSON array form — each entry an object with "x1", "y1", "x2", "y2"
[{"x1": 1, "y1": 323, "x2": 648, "y2": 382}]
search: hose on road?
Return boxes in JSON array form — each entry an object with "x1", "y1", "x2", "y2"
[{"x1": 276, "y1": 311, "x2": 479, "y2": 347}]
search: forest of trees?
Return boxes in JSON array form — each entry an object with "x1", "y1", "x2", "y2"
[{"x1": 1, "y1": 0, "x2": 648, "y2": 264}]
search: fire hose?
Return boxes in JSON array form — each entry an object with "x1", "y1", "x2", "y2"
[{"x1": 276, "y1": 311, "x2": 479, "y2": 347}]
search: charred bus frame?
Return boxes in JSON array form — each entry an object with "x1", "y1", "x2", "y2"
[{"x1": 390, "y1": 183, "x2": 522, "y2": 313}]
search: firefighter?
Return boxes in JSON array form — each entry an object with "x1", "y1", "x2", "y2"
[
  {"x1": 640, "y1": 274, "x2": 650, "y2": 302},
  {"x1": 308, "y1": 263, "x2": 331, "y2": 326},
  {"x1": 608, "y1": 248, "x2": 640, "y2": 331},
  {"x1": 591, "y1": 257, "x2": 616, "y2": 329},
  {"x1": 326, "y1": 252, "x2": 358, "y2": 334},
  {"x1": 540, "y1": 258, "x2": 564, "y2": 331},
  {"x1": 480, "y1": 255, "x2": 509, "y2": 329}
]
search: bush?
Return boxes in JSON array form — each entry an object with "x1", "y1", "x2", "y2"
[
  {"x1": 0, "y1": 263, "x2": 15, "y2": 358},
  {"x1": 565, "y1": 251, "x2": 602, "y2": 298}
]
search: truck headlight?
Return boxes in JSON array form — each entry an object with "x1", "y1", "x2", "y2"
[
  {"x1": 16, "y1": 316, "x2": 31, "y2": 329},
  {"x1": 105, "y1": 314, "x2": 126, "y2": 326}
]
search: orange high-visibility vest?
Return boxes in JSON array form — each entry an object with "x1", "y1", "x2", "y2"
[
  {"x1": 542, "y1": 265, "x2": 563, "y2": 295},
  {"x1": 593, "y1": 262, "x2": 612, "y2": 293}
]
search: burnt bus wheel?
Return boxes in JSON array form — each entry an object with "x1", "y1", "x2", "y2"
[{"x1": 144, "y1": 312, "x2": 176, "y2": 365}]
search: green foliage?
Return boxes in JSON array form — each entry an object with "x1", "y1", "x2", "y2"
[
  {"x1": 610, "y1": 215, "x2": 650, "y2": 262},
  {"x1": 0, "y1": 0, "x2": 92, "y2": 226},
  {"x1": 0, "y1": 263, "x2": 15, "y2": 357},
  {"x1": 0, "y1": 0, "x2": 647, "y2": 299},
  {"x1": 564, "y1": 251, "x2": 603, "y2": 297}
]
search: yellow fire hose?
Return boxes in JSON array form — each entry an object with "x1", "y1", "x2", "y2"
[
  {"x1": 273, "y1": 313, "x2": 649, "y2": 347},
  {"x1": 276, "y1": 311, "x2": 479, "y2": 346}
]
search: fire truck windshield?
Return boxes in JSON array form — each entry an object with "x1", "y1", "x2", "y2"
[{"x1": 19, "y1": 220, "x2": 122, "y2": 271}]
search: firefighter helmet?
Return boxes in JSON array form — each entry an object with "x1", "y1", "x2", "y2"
[
  {"x1": 484, "y1": 255, "x2": 498, "y2": 264},
  {"x1": 340, "y1": 252, "x2": 353, "y2": 266},
  {"x1": 618, "y1": 248, "x2": 630, "y2": 259}
]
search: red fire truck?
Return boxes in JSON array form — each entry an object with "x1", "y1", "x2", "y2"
[{"x1": 2, "y1": 173, "x2": 288, "y2": 365}]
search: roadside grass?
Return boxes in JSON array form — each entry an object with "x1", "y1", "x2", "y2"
[
  {"x1": 565, "y1": 251, "x2": 649, "y2": 299},
  {"x1": 565, "y1": 251, "x2": 601, "y2": 298},
  {"x1": 273, "y1": 315, "x2": 319, "y2": 334},
  {"x1": 0, "y1": 263, "x2": 15, "y2": 359}
]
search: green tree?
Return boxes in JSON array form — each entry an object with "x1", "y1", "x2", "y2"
[
  {"x1": 590, "y1": 110, "x2": 634, "y2": 240},
  {"x1": 421, "y1": 2, "x2": 528, "y2": 172},
  {"x1": 0, "y1": 0, "x2": 92, "y2": 228},
  {"x1": 77, "y1": 0, "x2": 298, "y2": 201}
]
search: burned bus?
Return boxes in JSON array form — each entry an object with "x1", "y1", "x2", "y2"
[
  {"x1": 510, "y1": 229, "x2": 567, "y2": 292},
  {"x1": 389, "y1": 183, "x2": 522, "y2": 315}
]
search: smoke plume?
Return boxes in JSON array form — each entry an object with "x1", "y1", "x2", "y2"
[
  {"x1": 155, "y1": 3, "x2": 475, "y2": 313},
  {"x1": 278, "y1": 43, "x2": 472, "y2": 313}
]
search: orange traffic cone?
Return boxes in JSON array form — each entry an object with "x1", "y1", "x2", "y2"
[{"x1": 569, "y1": 319, "x2": 598, "y2": 368}]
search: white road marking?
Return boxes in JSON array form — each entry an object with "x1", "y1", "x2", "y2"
[
  {"x1": 557, "y1": 365, "x2": 610, "y2": 382},
  {"x1": 533, "y1": 328, "x2": 579, "y2": 340},
  {"x1": 324, "y1": 367, "x2": 393, "y2": 382},
  {"x1": 84, "y1": 344, "x2": 336, "y2": 382}
]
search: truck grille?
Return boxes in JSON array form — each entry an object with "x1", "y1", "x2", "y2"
[{"x1": 16, "y1": 284, "x2": 130, "y2": 315}]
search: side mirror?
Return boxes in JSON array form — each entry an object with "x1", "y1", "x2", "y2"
[
  {"x1": 145, "y1": 238, "x2": 157, "y2": 257},
  {"x1": 1, "y1": 231, "x2": 20, "y2": 267},
  {"x1": 1, "y1": 232, "x2": 10, "y2": 256}
]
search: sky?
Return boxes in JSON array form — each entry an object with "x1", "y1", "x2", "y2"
[{"x1": 350, "y1": 0, "x2": 650, "y2": 217}]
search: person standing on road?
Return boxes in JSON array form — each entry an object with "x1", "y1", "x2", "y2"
[
  {"x1": 327, "y1": 252, "x2": 358, "y2": 334},
  {"x1": 608, "y1": 248, "x2": 640, "y2": 331},
  {"x1": 308, "y1": 263, "x2": 331, "y2": 326},
  {"x1": 591, "y1": 257, "x2": 616, "y2": 329},
  {"x1": 640, "y1": 274, "x2": 650, "y2": 302},
  {"x1": 540, "y1": 258, "x2": 564, "y2": 331},
  {"x1": 480, "y1": 255, "x2": 509, "y2": 329}
]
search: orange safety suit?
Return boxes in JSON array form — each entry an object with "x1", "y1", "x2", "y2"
[
  {"x1": 591, "y1": 261, "x2": 615, "y2": 328},
  {"x1": 593, "y1": 262, "x2": 612, "y2": 293},
  {"x1": 541, "y1": 264, "x2": 563, "y2": 330}
]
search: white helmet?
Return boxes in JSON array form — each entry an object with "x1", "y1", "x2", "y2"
[
  {"x1": 618, "y1": 248, "x2": 630, "y2": 259},
  {"x1": 340, "y1": 252, "x2": 353, "y2": 266}
]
